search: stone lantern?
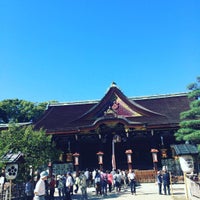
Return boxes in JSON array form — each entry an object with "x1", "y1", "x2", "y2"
[
  {"x1": 73, "y1": 152, "x2": 80, "y2": 174},
  {"x1": 125, "y1": 149, "x2": 133, "y2": 170},
  {"x1": 151, "y1": 149, "x2": 158, "y2": 171},
  {"x1": 97, "y1": 151, "x2": 104, "y2": 170}
]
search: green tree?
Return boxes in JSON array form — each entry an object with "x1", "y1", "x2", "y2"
[
  {"x1": 175, "y1": 76, "x2": 200, "y2": 151},
  {"x1": 0, "y1": 99, "x2": 48, "y2": 123},
  {"x1": 0, "y1": 124, "x2": 61, "y2": 179}
]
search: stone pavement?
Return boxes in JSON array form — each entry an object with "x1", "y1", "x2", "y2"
[{"x1": 54, "y1": 183, "x2": 186, "y2": 200}]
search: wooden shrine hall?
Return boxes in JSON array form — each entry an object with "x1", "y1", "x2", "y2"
[{"x1": 35, "y1": 83, "x2": 191, "y2": 173}]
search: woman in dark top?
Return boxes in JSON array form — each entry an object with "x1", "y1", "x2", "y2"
[
  {"x1": 162, "y1": 170, "x2": 171, "y2": 195},
  {"x1": 156, "y1": 171, "x2": 162, "y2": 195}
]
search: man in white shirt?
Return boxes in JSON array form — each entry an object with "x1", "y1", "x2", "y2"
[
  {"x1": 0, "y1": 173, "x2": 5, "y2": 194},
  {"x1": 84, "y1": 169, "x2": 90, "y2": 187},
  {"x1": 34, "y1": 171, "x2": 48, "y2": 200},
  {"x1": 65, "y1": 172, "x2": 73, "y2": 200},
  {"x1": 128, "y1": 169, "x2": 136, "y2": 195}
]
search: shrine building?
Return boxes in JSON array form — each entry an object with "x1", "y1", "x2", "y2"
[{"x1": 34, "y1": 83, "x2": 191, "y2": 173}]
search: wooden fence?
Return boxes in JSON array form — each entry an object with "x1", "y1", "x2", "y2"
[
  {"x1": 0, "y1": 182, "x2": 25, "y2": 200},
  {"x1": 135, "y1": 169, "x2": 156, "y2": 183}
]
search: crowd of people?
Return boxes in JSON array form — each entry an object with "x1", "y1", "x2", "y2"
[
  {"x1": 23, "y1": 168, "x2": 172, "y2": 200},
  {"x1": 51, "y1": 168, "x2": 136, "y2": 200},
  {"x1": 24, "y1": 168, "x2": 138, "y2": 200}
]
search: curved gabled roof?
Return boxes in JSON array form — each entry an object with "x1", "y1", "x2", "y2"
[
  {"x1": 75, "y1": 83, "x2": 164, "y2": 121},
  {"x1": 34, "y1": 83, "x2": 190, "y2": 134}
]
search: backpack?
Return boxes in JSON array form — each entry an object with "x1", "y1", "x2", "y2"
[{"x1": 95, "y1": 176, "x2": 101, "y2": 183}]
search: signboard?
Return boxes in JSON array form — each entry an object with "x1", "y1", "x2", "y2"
[
  {"x1": 5, "y1": 164, "x2": 18, "y2": 180},
  {"x1": 52, "y1": 163, "x2": 74, "y2": 175},
  {"x1": 179, "y1": 155, "x2": 194, "y2": 173}
]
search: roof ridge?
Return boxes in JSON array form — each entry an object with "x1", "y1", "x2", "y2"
[
  {"x1": 130, "y1": 92, "x2": 188, "y2": 100},
  {"x1": 49, "y1": 100, "x2": 98, "y2": 106},
  {"x1": 49, "y1": 92, "x2": 188, "y2": 106}
]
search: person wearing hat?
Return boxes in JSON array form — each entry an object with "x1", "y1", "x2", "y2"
[
  {"x1": 57, "y1": 175, "x2": 65, "y2": 199},
  {"x1": 34, "y1": 171, "x2": 48, "y2": 200}
]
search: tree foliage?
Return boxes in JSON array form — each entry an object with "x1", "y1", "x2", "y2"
[
  {"x1": 0, "y1": 124, "x2": 61, "y2": 179},
  {"x1": 175, "y1": 76, "x2": 200, "y2": 151},
  {"x1": 0, "y1": 99, "x2": 48, "y2": 123}
]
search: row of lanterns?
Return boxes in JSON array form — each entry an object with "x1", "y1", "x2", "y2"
[
  {"x1": 62, "y1": 148, "x2": 161, "y2": 171},
  {"x1": 62, "y1": 150, "x2": 133, "y2": 165}
]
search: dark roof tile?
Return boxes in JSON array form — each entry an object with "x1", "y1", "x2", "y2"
[
  {"x1": 34, "y1": 86, "x2": 191, "y2": 134},
  {"x1": 171, "y1": 144, "x2": 198, "y2": 155}
]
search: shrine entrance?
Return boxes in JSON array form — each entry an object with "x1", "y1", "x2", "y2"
[{"x1": 68, "y1": 131, "x2": 154, "y2": 171}]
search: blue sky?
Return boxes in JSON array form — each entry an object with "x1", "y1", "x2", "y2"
[{"x1": 0, "y1": 0, "x2": 199, "y2": 103}]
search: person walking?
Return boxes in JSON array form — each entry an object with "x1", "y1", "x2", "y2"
[
  {"x1": 156, "y1": 171, "x2": 163, "y2": 195},
  {"x1": 113, "y1": 170, "x2": 122, "y2": 193},
  {"x1": 92, "y1": 169, "x2": 96, "y2": 187},
  {"x1": 100, "y1": 170, "x2": 108, "y2": 196},
  {"x1": 34, "y1": 171, "x2": 49, "y2": 200},
  {"x1": 25, "y1": 176, "x2": 34, "y2": 200},
  {"x1": 127, "y1": 169, "x2": 136, "y2": 195},
  {"x1": 74, "y1": 172, "x2": 80, "y2": 194},
  {"x1": 107, "y1": 171, "x2": 113, "y2": 193},
  {"x1": 49, "y1": 175, "x2": 56, "y2": 200},
  {"x1": 84, "y1": 169, "x2": 90, "y2": 187},
  {"x1": 162, "y1": 170, "x2": 171, "y2": 195},
  {"x1": 57, "y1": 175, "x2": 65, "y2": 200},
  {"x1": 65, "y1": 172, "x2": 73, "y2": 200},
  {"x1": 94, "y1": 171, "x2": 102, "y2": 196},
  {"x1": 78, "y1": 171, "x2": 88, "y2": 200}
]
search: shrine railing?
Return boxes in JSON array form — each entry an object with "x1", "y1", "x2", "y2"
[{"x1": 185, "y1": 175, "x2": 200, "y2": 199}]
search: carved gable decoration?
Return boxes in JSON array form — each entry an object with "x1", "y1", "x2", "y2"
[
  {"x1": 74, "y1": 83, "x2": 162, "y2": 123},
  {"x1": 104, "y1": 94, "x2": 141, "y2": 117}
]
